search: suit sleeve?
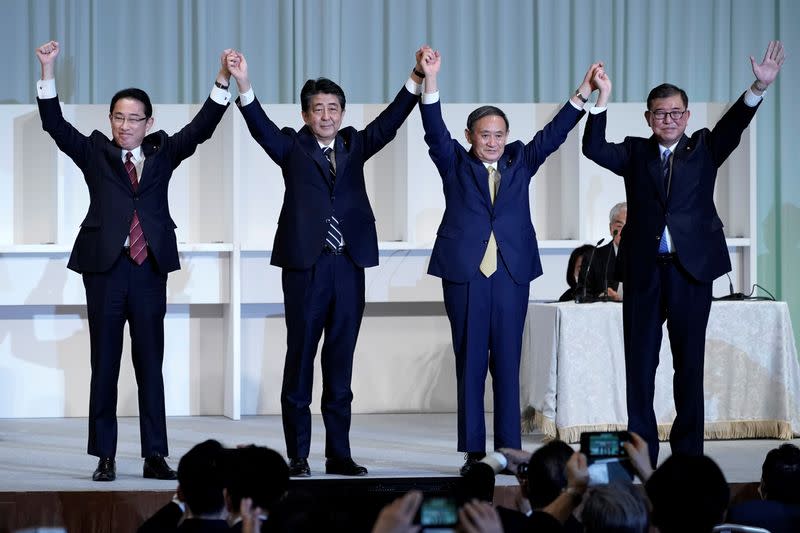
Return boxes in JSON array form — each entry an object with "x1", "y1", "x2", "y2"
[
  {"x1": 167, "y1": 96, "x2": 229, "y2": 167},
  {"x1": 521, "y1": 101, "x2": 584, "y2": 175},
  {"x1": 358, "y1": 86, "x2": 418, "y2": 161},
  {"x1": 420, "y1": 100, "x2": 457, "y2": 179},
  {"x1": 37, "y1": 96, "x2": 92, "y2": 170},
  {"x1": 236, "y1": 94, "x2": 295, "y2": 165},
  {"x1": 706, "y1": 92, "x2": 759, "y2": 168},
  {"x1": 582, "y1": 110, "x2": 630, "y2": 177}
]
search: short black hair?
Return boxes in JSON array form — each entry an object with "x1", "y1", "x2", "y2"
[
  {"x1": 761, "y1": 443, "x2": 800, "y2": 504},
  {"x1": 526, "y1": 440, "x2": 574, "y2": 508},
  {"x1": 109, "y1": 87, "x2": 153, "y2": 118},
  {"x1": 466, "y1": 105, "x2": 509, "y2": 132},
  {"x1": 646, "y1": 454, "x2": 729, "y2": 533},
  {"x1": 178, "y1": 439, "x2": 225, "y2": 516},
  {"x1": 224, "y1": 445, "x2": 290, "y2": 511},
  {"x1": 646, "y1": 83, "x2": 688, "y2": 111},
  {"x1": 566, "y1": 244, "x2": 595, "y2": 289},
  {"x1": 300, "y1": 77, "x2": 346, "y2": 112}
]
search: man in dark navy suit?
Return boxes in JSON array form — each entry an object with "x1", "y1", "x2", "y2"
[
  {"x1": 582, "y1": 41, "x2": 785, "y2": 467},
  {"x1": 227, "y1": 49, "x2": 425, "y2": 477},
  {"x1": 36, "y1": 40, "x2": 232, "y2": 481},
  {"x1": 418, "y1": 48, "x2": 601, "y2": 475}
]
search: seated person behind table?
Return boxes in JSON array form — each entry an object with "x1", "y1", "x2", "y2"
[
  {"x1": 559, "y1": 244, "x2": 594, "y2": 302},
  {"x1": 582, "y1": 201, "x2": 626, "y2": 301}
]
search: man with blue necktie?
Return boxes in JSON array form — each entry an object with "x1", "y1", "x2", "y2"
[{"x1": 582, "y1": 41, "x2": 785, "y2": 467}]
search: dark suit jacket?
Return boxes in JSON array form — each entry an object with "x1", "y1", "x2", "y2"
[
  {"x1": 582, "y1": 94, "x2": 759, "y2": 288},
  {"x1": 726, "y1": 500, "x2": 800, "y2": 533},
  {"x1": 38, "y1": 96, "x2": 228, "y2": 274},
  {"x1": 138, "y1": 501, "x2": 182, "y2": 533},
  {"x1": 236, "y1": 87, "x2": 418, "y2": 270},
  {"x1": 421, "y1": 100, "x2": 584, "y2": 284},
  {"x1": 585, "y1": 242, "x2": 619, "y2": 295}
]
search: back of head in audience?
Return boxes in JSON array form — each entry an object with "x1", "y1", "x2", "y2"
[
  {"x1": 581, "y1": 481, "x2": 648, "y2": 533},
  {"x1": 178, "y1": 439, "x2": 226, "y2": 517},
  {"x1": 645, "y1": 454, "x2": 729, "y2": 533},
  {"x1": 526, "y1": 440, "x2": 574, "y2": 509},
  {"x1": 458, "y1": 461, "x2": 496, "y2": 503},
  {"x1": 761, "y1": 443, "x2": 800, "y2": 504},
  {"x1": 225, "y1": 445, "x2": 290, "y2": 514}
]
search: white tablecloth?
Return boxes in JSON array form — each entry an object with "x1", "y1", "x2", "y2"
[{"x1": 520, "y1": 300, "x2": 800, "y2": 443}]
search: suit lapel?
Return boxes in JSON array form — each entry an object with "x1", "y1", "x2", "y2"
[
  {"x1": 106, "y1": 142, "x2": 136, "y2": 193},
  {"x1": 468, "y1": 152, "x2": 492, "y2": 210},
  {"x1": 667, "y1": 135, "x2": 691, "y2": 201},
  {"x1": 136, "y1": 140, "x2": 160, "y2": 194},
  {"x1": 333, "y1": 134, "x2": 350, "y2": 188},
  {"x1": 299, "y1": 127, "x2": 334, "y2": 189},
  {"x1": 494, "y1": 154, "x2": 514, "y2": 207},
  {"x1": 646, "y1": 138, "x2": 667, "y2": 207}
]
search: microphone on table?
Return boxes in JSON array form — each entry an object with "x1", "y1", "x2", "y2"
[
  {"x1": 718, "y1": 272, "x2": 746, "y2": 300},
  {"x1": 576, "y1": 237, "x2": 605, "y2": 303},
  {"x1": 601, "y1": 230, "x2": 619, "y2": 301}
]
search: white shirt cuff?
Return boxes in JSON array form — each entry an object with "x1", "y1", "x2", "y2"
[
  {"x1": 405, "y1": 77, "x2": 423, "y2": 95},
  {"x1": 37, "y1": 78, "x2": 57, "y2": 99},
  {"x1": 210, "y1": 85, "x2": 231, "y2": 105},
  {"x1": 569, "y1": 99, "x2": 584, "y2": 111},
  {"x1": 239, "y1": 88, "x2": 256, "y2": 106},
  {"x1": 590, "y1": 106, "x2": 607, "y2": 114},
  {"x1": 422, "y1": 91, "x2": 440, "y2": 104},
  {"x1": 744, "y1": 87, "x2": 763, "y2": 107}
]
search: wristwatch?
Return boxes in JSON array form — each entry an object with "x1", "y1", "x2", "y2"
[
  {"x1": 215, "y1": 80, "x2": 230, "y2": 90},
  {"x1": 574, "y1": 89, "x2": 588, "y2": 103}
]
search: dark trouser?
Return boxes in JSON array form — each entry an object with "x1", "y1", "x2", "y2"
[
  {"x1": 442, "y1": 258, "x2": 529, "y2": 452},
  {"x1": 83, "y1": 251, "x2": 168, "y2": 458},
  {"x1": 623, "y1": 254, "x2": 712, "y2": 467},
  {"x1": 280, "y1": 251, "x2": 365, "y2": 459}
]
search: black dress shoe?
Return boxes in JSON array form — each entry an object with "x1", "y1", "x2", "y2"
[
  {"x1": 288, "y1": 457, "x2": 311, "y2": 477},
  {"x1": 459, "y1": 451, "x2": 486, "y2": 476},
  {"x1": 93, "y1": 457, "x2": 116, "y2": 482},
  {"x1": 143, "y1": 454, "x2": 177, "y2": 480},
  {"x1": 325, "y1": 457, "x2": 368, "y2": 476}
]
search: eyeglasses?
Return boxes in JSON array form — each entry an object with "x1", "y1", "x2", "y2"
[
  {"x1": 649, "y1": 109, "x2": 687, "y2": 121},
  {"x1": 110, "y1": 114, "x2": 148, "y2": 125}
]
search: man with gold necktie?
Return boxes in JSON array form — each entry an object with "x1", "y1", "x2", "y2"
[
  {"x1": 35, "y1": 40, "x2": 232, "y2": 482},
  {"x1": 418, "y1": 47, "x2": 601, "y2": 475}
]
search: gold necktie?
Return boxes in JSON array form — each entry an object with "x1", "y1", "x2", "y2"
[{"x1": 479, "y1": 166, "x2": 499, "y2": 277}]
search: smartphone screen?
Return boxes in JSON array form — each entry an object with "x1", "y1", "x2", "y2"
[
  {"x1": 418, "y1": 496, "x2": 458, "y2": 527},
  {"x1": 589, "y1": 432, "x2": 623, "y2": 457}
]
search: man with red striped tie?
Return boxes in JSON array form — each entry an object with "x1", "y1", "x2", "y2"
[{"x1": 35, "y1": 40, "x2": 232, "y2": 482}]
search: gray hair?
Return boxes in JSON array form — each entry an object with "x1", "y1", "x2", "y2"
[
  {"x1": 609, "y1": 202, "x2": 627, "y2": 223},
  {"x1": 581, "y1": 482, "x2": 649, "y2": 533}
]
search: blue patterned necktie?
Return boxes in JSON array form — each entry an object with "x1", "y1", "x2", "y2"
[
  {"x1": 658, "y1": 149, "x2": 672, "y2": 254},
  {"x1": 323, "y1": 147, "x2": 344, "y2": 250}
]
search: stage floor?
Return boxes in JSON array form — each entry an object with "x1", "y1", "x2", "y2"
[{"x1": 1, "y1": 414, "x2": 797, "y2": 491}]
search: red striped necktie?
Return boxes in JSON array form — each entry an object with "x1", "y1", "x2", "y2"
[{"x1": 125, "y1": 151, "x2": 148, "y2": 265}]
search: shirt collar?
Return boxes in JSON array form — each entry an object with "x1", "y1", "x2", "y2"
[
  {"x1": 317, "y1": 140, "x2": 335, "y2": 151},
  {"x1": 122, "y1": 146, "x2": 143, "y2": 162},
  {"x1": 659, "y1": 142, "x2": 678, "y2": 157}
]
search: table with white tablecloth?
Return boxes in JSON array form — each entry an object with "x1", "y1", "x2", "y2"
[{"x1": 520, "y1": 300, "x2": 800, "y2": 443}]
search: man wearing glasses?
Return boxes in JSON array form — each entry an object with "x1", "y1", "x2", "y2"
[
  {"x1": 582, "y1": 41, "x2": 785, "y2": 467},
  {"x1": 35, "y1": 41, "x2": 232, "y2": 481}
]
